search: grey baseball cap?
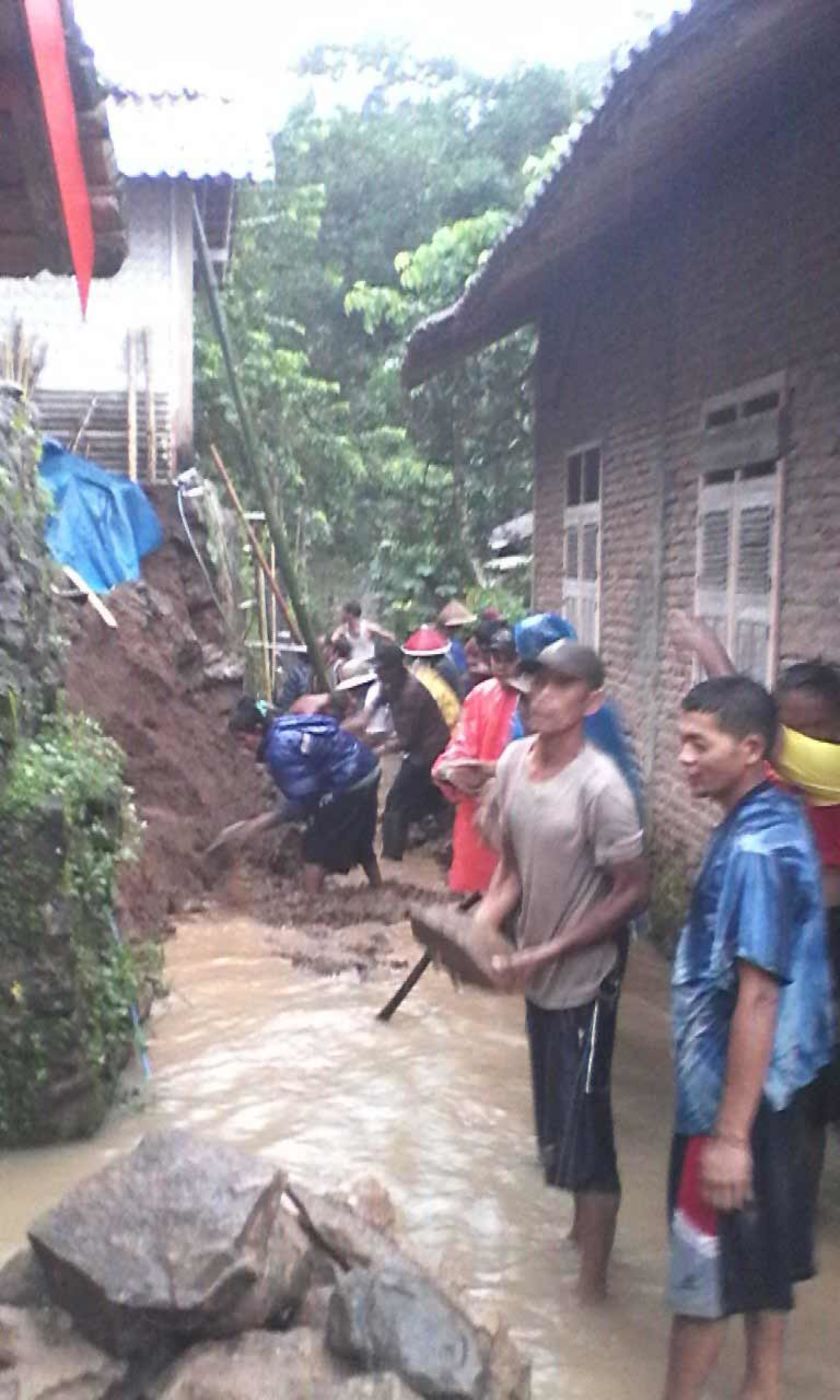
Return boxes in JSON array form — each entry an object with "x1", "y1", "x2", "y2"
[{"x1": 534, "y1": 640, "x2": 605, "y2": 689}]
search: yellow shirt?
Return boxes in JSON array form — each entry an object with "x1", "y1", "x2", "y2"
[
  {"x1": 777, "y1": 726, "x2": 840, "y2": 805},
  {"x1": 413, "y1": 664, "x2": 461, "y2": 732}
]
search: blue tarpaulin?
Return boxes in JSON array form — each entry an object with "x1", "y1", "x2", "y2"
[{"x1": 39, "y1": 440, "x2": 163, "y2": 593}]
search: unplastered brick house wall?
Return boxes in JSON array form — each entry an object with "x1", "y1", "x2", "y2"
[{"x1": 531, "y1": 68, "x2": 840, "y2": 912}]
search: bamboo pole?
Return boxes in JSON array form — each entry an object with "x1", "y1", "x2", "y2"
[
  {"x1": 144, "y1": 328, "x2": 157, "y2": 482},
  {"x1": 256, "y1": 560, "x2": 272, "y2": 702},
  {"x1": 209, "y1": 444, "x2": 301, "y2": 643},
  {"x1": 126, "y1": 330, "x2": 137, "y2": 480},
  {"x1": 193, "y1": 196, "x2": 331, "y2": 694},
  {"x1": 269, "y1": 536, "x2": 278, "y2": 691}
]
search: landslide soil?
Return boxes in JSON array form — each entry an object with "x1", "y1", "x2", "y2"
[
  {"x1": 61, "y1": 486, "x2": 270, "y2": 939},
  {"x1": 60, "y1": 485, "x2": 455, "y2": 973},
  {"x1": 222, "y1": 851, "x2": 452, "y2": 980}
]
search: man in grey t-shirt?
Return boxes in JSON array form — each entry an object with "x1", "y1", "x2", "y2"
[{"x1": 477, "y1": 641, "x2": 648, "y2": 1303}]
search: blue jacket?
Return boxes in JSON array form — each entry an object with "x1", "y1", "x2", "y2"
[{"x1": 259, "y1": 715, "x2": 377, "y2": 805}]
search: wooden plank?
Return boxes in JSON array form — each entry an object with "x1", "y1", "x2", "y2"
[
  {"x1": 126, "y1": 330, "x2": 137, "y2": 480},
  {"x1": 62, "y1": 565, "x2": 118, "y2": 628},
  {"x1": 144, "y1": 329, "x2": 156, "y2": 482}
]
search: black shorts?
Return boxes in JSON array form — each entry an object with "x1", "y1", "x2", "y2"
[
  {"x1": 302, "y1": 775, "x2": 379, "y2": 874},
  {"x1": 525, "y1": 968, "x2": 622, "y2": 1196},
  {"x1": 667, "y1": 1097, "x2": 815, "y2": 1319},
  {"x1": 803, "y1": 906, "x2": 840, "y2": 1126}
]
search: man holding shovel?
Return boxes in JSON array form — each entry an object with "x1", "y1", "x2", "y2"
[
  {"x1": 211, "y1": 698, "x2": 382, "y2": 893},
  {"x1": 477, "y1": 641, "x2": 649, "y2": 1303}
]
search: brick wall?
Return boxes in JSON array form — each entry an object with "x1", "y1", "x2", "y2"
[{"x1": 532, "y1": 69, "x2": 840, "y2": 894}]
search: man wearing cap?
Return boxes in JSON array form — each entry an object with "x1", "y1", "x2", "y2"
[
  {"x1": 371, "y1": 643, "x2": 450, "y2": 862},
  {"x1": 477, "y1": 641, "x2": 649, "y2": 1303},
  {"x1": 433, "y1": 625, "x2": 520, "y2": 895}
]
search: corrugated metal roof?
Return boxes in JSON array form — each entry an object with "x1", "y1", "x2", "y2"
[
  {"x1": 106, "y1": 89, "x2": 274, "y2": 182},
  {"x1": 404, "y1": 0, "x2": 834, "y2": 386}
]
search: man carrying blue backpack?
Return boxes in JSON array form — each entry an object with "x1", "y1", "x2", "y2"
[{"x1": 213, "y1": 698, "x2": 382, "y2": 894}]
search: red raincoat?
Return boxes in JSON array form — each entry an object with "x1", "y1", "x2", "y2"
[{"x1": 432, "y1": 678, "x2": 518, "y2": 894}]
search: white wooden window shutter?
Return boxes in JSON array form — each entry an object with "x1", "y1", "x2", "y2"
[{"x1": 696, "y1": 468, "x2": 780, "y2": 684}]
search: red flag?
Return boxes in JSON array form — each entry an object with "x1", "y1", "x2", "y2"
[{"x1": 21, "y1": 0, "x2": 95, "y2": 314}]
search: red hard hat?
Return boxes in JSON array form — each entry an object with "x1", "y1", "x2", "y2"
[{"x1": 402, "y1": 626, "x2": 450, "y2": 657}]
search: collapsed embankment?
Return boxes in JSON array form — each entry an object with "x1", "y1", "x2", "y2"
[
  {"x1": 61, "y1": 485, "x2": 269, "y2": 939},
  {"x1": 62, "y1": 485, "x2": 453, "y2": 967}
]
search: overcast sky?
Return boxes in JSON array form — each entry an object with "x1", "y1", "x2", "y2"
[{"x1": 75, "y1": 0, "x2": 686, "y2": 110}]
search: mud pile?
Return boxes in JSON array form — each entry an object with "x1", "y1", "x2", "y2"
[
  {"x1": 61, "y1": 485, "x2": 266, "y2": 938},
  {"x1": 243, "y1": 876, "x2": 450, "y2": 979}
]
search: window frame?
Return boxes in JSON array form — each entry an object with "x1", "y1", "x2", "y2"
[
  {"x1": 562, "y1": 440, "x2": 603, "y2": 648},
  {"x1": 694, "y1": 460, "x2": 784, "y2": 686}
]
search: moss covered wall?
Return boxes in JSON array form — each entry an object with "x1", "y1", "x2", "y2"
[
  {"x1": 0, "y1": 386, "x2": 61, "y2": 765},
  {"x1": 0, "y1": 387, "x2": 145, "y2": 1146}
]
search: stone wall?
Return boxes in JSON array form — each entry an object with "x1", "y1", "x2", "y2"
[
  {"x1": 531, "y1": 64, "x2": 840, "y2": 922},
  {"x1": 0, "y1": 388, "x2": 142, "y2": 1146}
]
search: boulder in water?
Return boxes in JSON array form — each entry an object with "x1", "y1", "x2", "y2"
[
  {"x1": 28, "y1": 1129, "x2": 310, "y2": 1358},
  {"x1": 148, "y1": 1327, "x2": 415, "y2": 1399},
  {"x1": 0, "y1": 1304, "x2": 127, "y2": 1398},
  {"x1": 326, "y1": 1264, "x2": 489, "y2": 1399}
]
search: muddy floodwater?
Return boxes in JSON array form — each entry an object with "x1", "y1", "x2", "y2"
[{"x1": 2, "y1": 913, "x2": 839, "y2": 1397}]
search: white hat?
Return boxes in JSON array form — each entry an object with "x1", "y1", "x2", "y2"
[{"x1": 335, "y1": 658, "x2": 377, "y2": 692}]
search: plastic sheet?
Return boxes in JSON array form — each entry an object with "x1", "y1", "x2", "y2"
[{"x1": 39, "y1": 440, "x2": 162, "y2": 593}]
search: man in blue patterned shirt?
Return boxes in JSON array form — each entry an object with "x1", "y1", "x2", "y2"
[{"x1": 663, "y1": 677, "x2": 833, "y2": 1400}]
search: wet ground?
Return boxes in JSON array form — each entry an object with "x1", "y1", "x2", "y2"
[{"x1": 2, "y1": 904, "x2": 839, "y2": 1397}]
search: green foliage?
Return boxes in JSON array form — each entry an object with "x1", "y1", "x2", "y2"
[
  {"x1": 195, "y1": 46, "x2": 583, "y2": 622},
  {"x1": 0, "y1": 712, "x2": 145, "y2": 1144}
]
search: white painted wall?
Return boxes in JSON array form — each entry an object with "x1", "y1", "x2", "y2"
[{"x1": 0, "y1": 180, "x2": 195, "y2": 453}]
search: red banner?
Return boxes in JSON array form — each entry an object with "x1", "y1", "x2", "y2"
[{"x1": 21, "y1": 0, "x2": 94, "y2": 314}]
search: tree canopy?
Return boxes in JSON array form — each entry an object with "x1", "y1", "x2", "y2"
[{"x1": 195, "y1": 46, "x2": 584, "y2": 628}]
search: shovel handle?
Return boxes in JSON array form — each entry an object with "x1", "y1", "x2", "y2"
[
  {"x1": 376, "y1": 892, "x2": 482, "y2": 1023},
  {"x1": 376, "y1": 951, "x2": 433, "y2": 1022}
]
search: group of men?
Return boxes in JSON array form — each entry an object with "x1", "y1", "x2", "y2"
[{"x1": 220, "y1": 597, "x2": 840, "y2": 1400}]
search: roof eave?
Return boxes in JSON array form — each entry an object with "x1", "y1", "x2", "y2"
[{"x1": 402, "y1": 0, "x2": 839, "y2": 388}]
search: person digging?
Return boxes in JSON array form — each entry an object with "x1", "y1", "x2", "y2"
[{"x1": 210, "y1": 697, "x2": 382, "y2": 893}]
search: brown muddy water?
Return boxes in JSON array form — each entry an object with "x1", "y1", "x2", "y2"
[{"x1": 2, "y1": 914, "x2": 839, "y2": 1397}]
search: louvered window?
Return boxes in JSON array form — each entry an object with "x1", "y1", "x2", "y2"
[
  {"x1": 695, "y1": 463, "x2": 780, "y2": 684},
  {"x1": 563, "y1": 445, "x2": 601, "y2": 646}
]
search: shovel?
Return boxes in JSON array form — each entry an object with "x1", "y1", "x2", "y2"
[{"x1": 376, "y1": 892, "x2": 482, "y2": 1022}]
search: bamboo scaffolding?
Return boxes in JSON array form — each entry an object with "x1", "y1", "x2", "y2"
[
  {"x1": 269, "y1": 537, "x2": 278, "y2": 691},
  {"x1": 144, "y1": 329, "x2": 157, "y2": 482},
  {"x1": 193, "y1": 196, "x2": 330, "y2": 694},
  {"x1": 208, "y1": 444, "x2": 302, "y2": 644},
  {"x1": 126, "y1": 330, "x2": 137, "y2": 481},
  {"x1": 256, "y1": 560, "x2": 272, "y2": 702}
]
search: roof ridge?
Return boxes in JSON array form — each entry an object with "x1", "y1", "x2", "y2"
[{"x1": 108, "y1": 86, "x2": 235, "y2": 104}]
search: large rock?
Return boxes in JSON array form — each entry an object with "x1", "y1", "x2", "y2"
[
  {"x1": 0, "y1": 1304, "x2": 126, "y2": 1399},
  {"x1": 0, "y1": 1248, "x2": 50, "y2": 1310},
  {"x1": 149, "y1": 1327, "x2": 415, "y2": 1399},
  {"x1": 326, "y1": 1266, "x2": 489, "y2": 1400},
  {"x1": 28, "y1": 1130, "x2": 311, "y2": 1358},
  {"x1": 290, "y1": 1186, "x2": 406, "y2": 1274}
]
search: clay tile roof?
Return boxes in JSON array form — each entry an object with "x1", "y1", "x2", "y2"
[
  {"x1": 106, "y1": 88, "x2": 274, "y2": 183},
  {"x1": 402, "y1": 0, "x2": 837, "y2": 388},
  {"x1": 0, "y1": 0, "x2": 127, "y2": 278}
]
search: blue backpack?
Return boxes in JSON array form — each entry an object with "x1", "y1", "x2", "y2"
[{"x1": 261, "y1": 715, "x2": 377, "y2": 804}]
